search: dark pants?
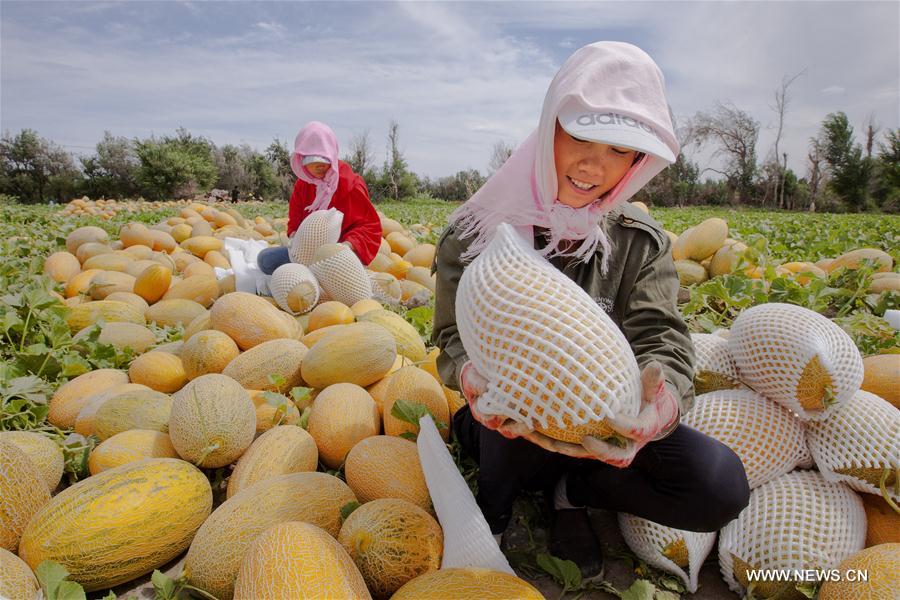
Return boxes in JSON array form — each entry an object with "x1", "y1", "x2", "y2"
[
  {"x1": 257, "y1": 246, "x2": 290, "y2": 275},
  {"x1": 453, "y1": 406, "x2": 750, "y2": 534}
]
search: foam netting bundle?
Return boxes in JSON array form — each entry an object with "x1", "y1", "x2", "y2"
[
  {"x1": 310, "y1": 245, "x2": 373, "y2": 307},
  {"x1": 618, "y1": 513, "x2": 716, "y2": 593},
  {"x1": 269, "y1": 263, "x2": 320, "y2": 315},
  {"x1": 806, "y1": 389, "x2": 899, "y2": 503},
  {"x1": 691, "y1": 332, "x2": 744, "y2": 395},
  {"x1": 682, "y1": 389, "x2": 812, "y2": 489},
  {"x1": 719, "y1": 470, "x2": 866, "y2": 598},
  {"x1": 455, "y1": 223, "x2": 641, "y2": 432},
  {"x1": 288, "y1": 208, "x2": 343, "y2": 265},
  {"x1": 728, "y1": 303, "x2": 863, "y2": 421},
  {"x1": 369, "y1": 271, "x2": 402, "y2": 305}
]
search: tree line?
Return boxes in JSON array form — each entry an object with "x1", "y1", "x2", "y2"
[{"x1": 1, "y1": 108, "x2": 897, "y2": 212}]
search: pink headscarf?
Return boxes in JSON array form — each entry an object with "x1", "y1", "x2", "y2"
[
  {"x1": 449, "y1": 41, "x2": 679, "y2": 272},
  {"x1": 290, "y1": 121, "x2": 341, "y2": 213}
]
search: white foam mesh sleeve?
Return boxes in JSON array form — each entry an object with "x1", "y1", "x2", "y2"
[
  {"x1": 288, "y1": 208, "x2": 343, "y2": 265},
  {"x1": 269, "y1": 263, "x2": 320, "y2": 315},
  {"x1": 728, "y1": 303, "x2": 863, "y2": 421},
  {"x1": 368, "y1": 271, "x2": 402, "y2": 304},
  {"x1": 691, "y1": 332, "x2": 744, "y2": 394},
  {"x1": 310, "y1": 245, "x2": 373, "y2": 307},
  {"x1": 806, "y1": 389, "x2": 899, "y2": 502},
  {"x1": 718, "y1": 470, "x2": 866, "y2": 597},
  {"x1": 455, "y1": 222, "x2": 641, "y2": 430},
  {"x1": 618, "y1": 513, "x2": 716, "y2": 593},
  {"x1": 682, "y1": 389, "x2": 812, "y2": 489}
]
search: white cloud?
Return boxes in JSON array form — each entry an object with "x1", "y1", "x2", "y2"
[{"x1": 821, "y1": 85, "x2": 846, "y2": 95}]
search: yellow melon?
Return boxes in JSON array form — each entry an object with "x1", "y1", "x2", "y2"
[
  {"x1": 18, "y1": 458, "x2": 212, "y2": 592},
  {"x1": 64, "y1": 268, "x2": 100, "y2": 298},
  {"x1": 48, "y1": 368, "x2": 129, "y2": 428},
  {"x1": 386, "y1": 232, "x2": 415, "y2": 256},
  {"x1": 308, "y1": 383, "x2": 380, "y2": 468},
  {"x1": 351, "y1": 298, "x2": 383, "y2": 317},
  {"x1": 861, "y1": 354, "x2": 899, "y2": 409},
  {"x1": 204, "y1": 250, "x2": 230, "y2": 269},
  {"x1": 402, "y1": 244, "x2": 436, "y2": 269},
  {"x1": 182, "y1": 310, "x2": 211, "y2": 341},
  {"x1": 826, "y1": 248, "x2": 893, "y2": 274},
  {"x1": 248, "y1": 390, "x2": 302, "y2": 434},
  {"x1": 75, "y1": 242, "x2": 113, "y2": 264},
  {"x1": 93, "y1": 388, "x2": 173, "y2": 441},
  {"x1": 161, "y1": 274, "x2": 219, "y2": 307},
  {"x1": 181, "y1": 330, "x2": 240, "y2": 380},
  {"x1": 184, "y1": 472, "x2": 357, "y2": 600},
  {"x1": 387, "y1": 254, "x2": 413, "y2": 280},
  {"x1": 301, "y1": 322, "x2": 397, "y2": 388},
  {"x1": 307, "y1": 300, "x2": 355, "y2": 332},
  {"x1": 123, "y1": 244, "x2": 155, "y2": 260},
  {"x1": 818, "y1": 544, "x2": 899, "y2": 600},
  {"x1": 391, "y1": 567, "x2": 544, "y2": 599},
  {"x1": 708, "y1": 240, "x2": 749, "y2": 277},
  {"x1": 88, "y1": 429, "x2": 179, "y2": 475},
  {"x1": 226, "y1": 425, "x2": 318, "y2": 498},
  {"x1": 357, "y1": 309, "x2": 427, "y2": 362},
  {"x1": 234, "y1": 521, "x2": 372, "y2": 600},
  {"x1": 380, "y1": 216, "x2": 404, "y2": 237},
  {"x1": 344, "y1": 435, "x2": 431, "y2": 512},
  {"x1": 65, "y1": 226, "x2": 108, "y2": 254},
  {"x1": 861, "y1": 494, "x2": 899, "y2": 547},
  {"x1": 74, "y1": 383, "x2": 150, "y2": 437},
  {"x1": 0, "y1": 547, "x2": 40, "y2": 600},
  {"x1": 44, "y1": 251, "x2": 82, "y2": 283},
  {"x1": 144, "y1": 298, "x2": 207, "y2": 328},
  {"x1": 73, "y1": 321, "x2": 157, "y2": 353},
  {"x1": 221, "y1": 338, "x2": 308, "y2": 392},
  {"x1": 338, "y1": 498, "x2": 442, "y2": 598},
  {"x1": 182, "y1": 260, "x2": 215, "y2": 279},
  {"x1": 405, "y1": 265, "x2": 436, "y2": 291},
  {"x1": 210, "y1": 292, "x2": 297, "y2": 350},
  {"x1": 82, "y1": 252, "x2": 133, "y2": 273},
  {"x1": 300, "y1": 323, "x2": 346, "y2": 348},
  {"x1": 87, "y1": 270, "x2": 136, "y2": 300},
  {"x1": 103, "y1": 291, "x2": 150, "y2": 315},
  {"x1": 672, "y1": 218, "x2": 729, "y2": 262},
  {"x1": 382, "y1": 366, "x2": 450, "y2": 441},
  {"x1": 675, "y1": 259, "x2": 709, "y2": 286},
  {"x1": 181, "y1": 235, "x2": 223, "y2": 258},
  {"x1": 119, "y1": 222, "x2": 154, "y2": 248},
  {"x1": 0, "y1": 431, "x2": 63, "y2": 492},
  {"x1": 168, "y1": 374, "x2": 256, "y2": 468},
  {"x1": 368, "y1": 252, "x2": 394, "y2": 273},
  {"x1": 0, "y1": 440, "x2": 50, "y2": 552},
  {"x1": 170, "y1": 223, "x2": 193, "y2": 243},
  {"x1": 65, "y1": 300, "x2": 145, "y2": 332},
  {"x1": 129, "y1": 351, "x2": 188, "y2": 393}
]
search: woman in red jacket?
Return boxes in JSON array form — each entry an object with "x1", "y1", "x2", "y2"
[{"x1": 257, "y1": 121, "x2": 382, "y2": 273}]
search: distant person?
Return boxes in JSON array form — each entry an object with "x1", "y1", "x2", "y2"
[
  {"x1": 256, "y1": 121, "x2": 381, "y2": 274},
  {"x1": 231, "y1": 186, "x2": 240, "y2": 203}
]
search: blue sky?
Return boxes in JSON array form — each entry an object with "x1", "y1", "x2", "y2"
[{"x1": 2, "y1": 1, "x2": 898, "y2": 180}]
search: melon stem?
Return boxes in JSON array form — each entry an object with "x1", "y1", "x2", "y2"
[{"x1": 880, "y1": 468, "x2": 899, "y2": 514}]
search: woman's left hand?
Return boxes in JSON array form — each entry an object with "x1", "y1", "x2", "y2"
[{"x1": 503, "y1": 361, "x2": 679, "y2": 467}]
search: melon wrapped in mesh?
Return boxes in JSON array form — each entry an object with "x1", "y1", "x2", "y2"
[
  {"x1": 270, "y1": 263, "x2": 320, "y2": 315},
  {"x1": 691, "y1": 333, "x2": 744, "y2": 394},
  {"x1": 728, "y1": 303, "x2": 863, "y2": 420},
  {"x1": 310, "y1": 244, "x2": 373, "y2": 307},
  {"x1": 806, "y1": 389, "x2": 899, "y2": 503},
  {"x1": 455, "y1": 223, "x2": 641, "y2": 442},
  {"x1": 718, "y1": 470, "x2": 866, "y2": 598},
  {"x1": 681, "y1": 389, "x2": 812, "y2": 489},
  {"x1": 369, "y1": 271, "x2": 402, "y2": 305},
  {"x1": 618, "y1": 513, "x2": 716, "y2": 593},
  {"x1": 288, "y1": 208, "x2": 343, "y2": 265}
]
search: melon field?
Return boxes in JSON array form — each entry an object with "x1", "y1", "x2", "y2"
[{"x1": 1, "y1": 197, "x2": 898, "y2": 600}]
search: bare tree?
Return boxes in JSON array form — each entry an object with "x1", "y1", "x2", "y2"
[
  {"x1": 807, "y1": 137, "x2": 825, "y2": 212},
  {"x1": 770, "y1": 71, "x2": 804, "y2": 208},
  {"x1": 488, "y1": 140, "x2": 514, "y2": 174},
  {"x1": 864, "y1": 114, "x2": 881, "y2": 159},
  {"x1": 345, "y1": 130, "x2": 373, "y2": 176},
  {"x1": 688, "y1": 101, "x2": 760, "y2": 204}
]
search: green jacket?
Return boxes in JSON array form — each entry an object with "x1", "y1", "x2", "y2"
[{"x1": 431, "y1": 203, "x2": 696, "y2": 415}]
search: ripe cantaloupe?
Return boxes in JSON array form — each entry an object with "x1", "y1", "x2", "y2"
[
  {"x1": 64, "y1": 268, "x2": 100, "y2": 298},
  {"x1": 818, "y1": 544, "x2": 899, "y2": 600},
  {"x1": 405, "y1": 265, "x2": 436, "y2": 291},
  {"x1": 48, "y1": 368, "x2": 129, "y2": 428},
  {"x1": 44, "y1": 251, "x2": 82, "y2": 283},
  {"x1": 181, "y1": 235, "x2": 223, "y2": 258},
  {"x1": 0, "y1": 440, "x2": 51, "y2": 551},
  {"x1": 144, "y1": 298, "x2": 207, "y2": 328},
  {"x1": 87, "y1": 270, "x2": 136, "y2": 300},
  {"x1": 74, "y1": 383, "x2": 150, "y2": 437},
  {"x1": 18, "y1": 458, "x2": 212, "y2": 592},
  {"x1": 82, "y1": 253, "x2": 133, "y2": 273},
  {"x1": 301, "y1": 322, "x2": 397, "y2": 389},
  {"x1": 66, "y1": 225, "x2": 109, "y2": 254},
  {"x1": 129, "y1": 351, "x2": 188, "y2": 393},
  {"x1": 88, "y1": 429, "x2": 178, "y2": 474},
  {"x1": 74, "y1": 321, "x2": 157, "y2": 353},
  {"x1": 308, "y1": 383, "x2": 380, "y2": 468},
  {"x1": 860, "y1": 493, "x2": 899, "y2": 547},
  {"x1": 357, "y1": 309, "x2": 427, "y2": 362},
  {"x1": 65, "y1": 300, "x2": 145, "y2": 332},
  {"x1": 226, "y1": 425, "x2": 319, "y2": 498},
  {"x1": 221, "y1": 338, "x2": 308, "y2": 392},
  {"x1": 675, "y1": 259, "x2": 708, "y2": 286},
  {"x1": 403, "y1": 244, "x2": 436, "y2": 268},
  {"x1": 75, "y1": 242, "x2": 112, "y2": 264},
  {"x1": 234, "y1": 521, "x2": 372, "y2": 600},
  {"x1": 300, "y1": 323, "x2": 345, "y2": 348},
  {"x1": 210, "y1": 292, "x2": 297, "y2": 350},
  {"x1": 0, "y1": 431, "x2": 63, "y2": 492},
  {"x1": 351, "y1": 298, "x2": 383, "y2": 317},
  {"x1": 93, "y1": 388, "x2": 174, "y2": 441},
  {"x1": 161, "y1": 275, "x2": 219, "y2": 307},
  {"x1": 826, "y1": 248, "x2": 893, "y2": 274},
  {"x1": 383, "y1": 366, "x2": 450, "y2": 441},
  {"x1": 181, "y1": 330, "x2": 241, "y2": 380},
  {"x1": 391, "y1": 567, "x2": 544, "y2": 599},
  {"x1": 380, "y1": 216, "x2": 404, "y2": 237},
  {"x1": 307, "y1": 300, "x2": 355, "y2": 332},
  {"x1": 338, "y1": 498, "x2": 442, "y2": 598},
  {"x1": 708, "y1": 240, "x2": 749, "y2": 277},
  {"x1": 861, "y1": 354, "x2": 899, "y2": 409},
  {"x1": 386, "y1": 232, "x2": 415, "y2": 256},
  {"x1": 168, "y1": 374, "x2": 256, "y2": 468},
  {"x1": 182, "y1": 310, "x2": 211, "y2": 341},
  {"x1": 182, "y1": 260, "x2": 215, "y2": 279},
  {"x1": 249, "y1": 390, "x2": 301, "y2": 433},
  {"x1": 102, "y1": 291, "x2": 150, "y2": 315},
  {"x1": 344, "y1": 435, "x2": 432, "y2": 512},
  {"x1": 672, "y1": 218, "x2": 729, "y2": 262},
  {"x1": 184, "y1": 471, "x2": 357, "y2": 600},
  {"x1": 0, "y1": 547, "x2": 40, "y2": 600}
]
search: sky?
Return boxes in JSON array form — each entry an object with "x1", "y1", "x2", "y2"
[{"x1": 1, "y1": 1, "x2": 898, "y2": 181}]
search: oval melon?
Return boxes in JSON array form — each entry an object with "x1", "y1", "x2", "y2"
[
  {"x1": 181, "y1": 330, "x2": 240, "y2": 380},
  {"x1": 168, "y1": 374, "x2": 255, "y2": 468},
  {"x1": 210, "y1": 292, "x2": 297, "y2": 350},
  {"x1": 144, "y1": 298, "x2": 207, "y2": 328},
  {"x1": 308, "y1": 383, "x2": 380, "y2": 469},
  {"x1": 88, "y1": 429, "x2": 179, "y2": 475},
  {"x1": 357, "y1": 309, "x2": 427, "y2": 362},
  {"x1": 249, "y1": 390, "x2": 301, "y2": 434},
  {"x1": 133, "y1": 263, "x2": 172, "y2": 303},
  {"x1": 18, "y1": 458, "x2": 212, "y2": 592},
  {"x1": 183, "y1": 471, "x2": 357, "y2": 600},
  {"x1": 221, "y1": 338, "x2": 308, "y2": 392},
  {"x1": 818, "y1": 543, "x2": 899, "y2": 600},
  {"x1": 163, "y1": 275, "x2": 219, "y2": 307},
  {"x1": 104, "y1": 291, "x2": 150, "y2": 316},
  {"x1": 307, "y1": 300, "x2": 355, "y2": 332},
  {"x1": 301, "y1": 322, "x2": 397, "y2": 388},
  {"x1": 74, "y1": 383, "x2": 151, "y2": 437},
  {"x1": 0, "y1": 431, "x2": 63, "y2": 492},
  {"x1": 383, "y1": 366, "x2": 450, "y2": 441},
  {"x1": 93, "y1": 388, "x2": 174, "y2": 441},
  {"x1": 65, "y1": 226, "x2": 108, "y2": 255},
  {"x1": 344, "y1": 435, "x2": 431, "y2": 512},
  {"x1": 826, "y1": 248, "x2": 893, "y2": 274},
  {"x1": 391, "y1": 567, "x2": 544, "y2": 599},
  {"x1": 0, "y1": 547, "x2": 40, "y2": 600},
  {"x1": 402, "y1": 243, "x2": 436, "y2": 268},
  {"x1": 74, "y1": 321, "x2": 156, "y2": 353},
  {"x1": 65, "y1": 300, "x2": 144, "y2": 332},
  {"x1": 48, "y1": 368, "x2": 129, "y2": 428},
  {"x1": 226, "y1": 425, "x2": 318, "y2": 498},
  {"x1": 44, "y1": 251, "x2": 82, "y2": 283},
  {"x1": 129, "y1": 351, "x2": 188, "y2": 393},
  {"x1": 0, "y1": 441, "x2": 51, "y2": 551},
  {"x1": 861, "y1": 354, "x2": 900, "y2": 409}
]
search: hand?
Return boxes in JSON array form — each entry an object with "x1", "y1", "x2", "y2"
[
  {"x1": 460, "y1": 361, "x2": 522, "y2": 437},
  {"x1": 494, "y1": 362, "x2": 680, "y2": 468}
]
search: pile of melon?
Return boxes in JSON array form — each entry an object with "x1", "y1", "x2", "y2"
[
  {"x1": 366, "y1": 212, "x2": 437, "y2": 307},
  {"x1": 657, "y1": 213, "x2": 897, "y2": 294}
]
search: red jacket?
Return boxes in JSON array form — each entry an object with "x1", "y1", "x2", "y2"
[{"x1": 287, "y1": 161, "x2": 381, "y2": 266}]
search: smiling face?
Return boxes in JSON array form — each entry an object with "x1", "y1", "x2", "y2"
[
  {"x1": 304, "y1": 161, "x2": 331, "y2": 179},
  {"x1": 553, "y1": 121, "x2": 638, "y2": 208}
]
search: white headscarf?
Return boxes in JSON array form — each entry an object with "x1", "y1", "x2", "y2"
[{"x1": 449, "y1": 41, "x2": 679, "y2": 272}]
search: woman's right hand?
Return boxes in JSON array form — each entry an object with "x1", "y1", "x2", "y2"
[{"x1": 460, "y1": 361, "x2": 516, "y2": 435}]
